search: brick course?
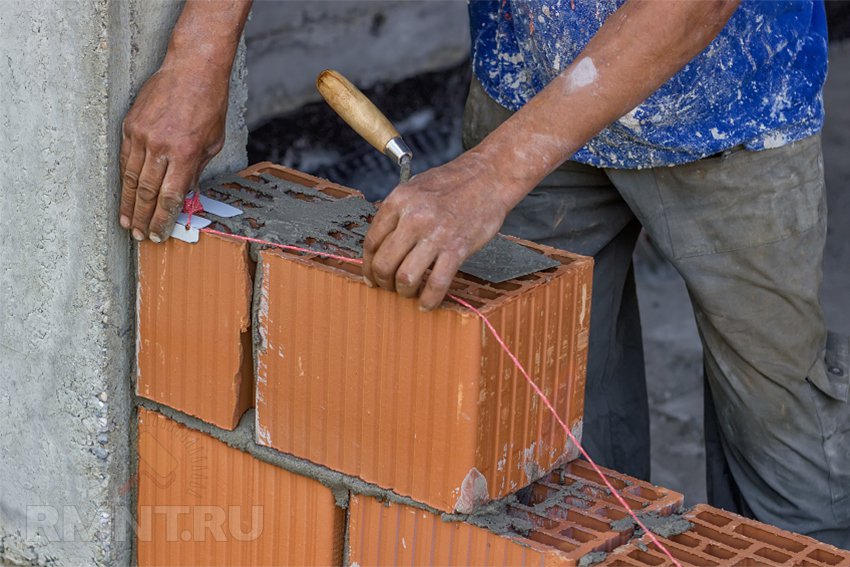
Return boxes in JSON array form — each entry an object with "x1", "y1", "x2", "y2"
[{"x1": 137, "y1": 408, "x2": 344, "y2": 566}]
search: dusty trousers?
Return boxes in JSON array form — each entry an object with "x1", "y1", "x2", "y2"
[{"x1": 463, "y1": 78, "x2": 850, "y2": 548}]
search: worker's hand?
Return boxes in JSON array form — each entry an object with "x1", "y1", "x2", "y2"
[
  {"x1": 362, "y1": 151, "x2": 512, "y2": 310},
  {"x1": 119, "y1": 62, "x2": 229, "y2": 242}
]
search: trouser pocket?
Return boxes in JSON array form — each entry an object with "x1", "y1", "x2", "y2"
[{"x1": 808, "y1": 331, "x2": 850, "y2": 524}]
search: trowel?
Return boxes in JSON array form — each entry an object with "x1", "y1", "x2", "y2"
[
  {"x1": 317, "y1": 69, "x2": 413, "y2": 184},
  {"x1": 315, "y1": 69, "x2": 560, "y2": 283}
]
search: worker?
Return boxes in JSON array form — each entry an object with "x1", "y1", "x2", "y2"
[{"x1": 119, "y1": 0, "x2": 849, "y2": 547}]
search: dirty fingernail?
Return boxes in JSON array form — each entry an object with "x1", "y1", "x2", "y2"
[
  {"x1": 149, "y1": 233, "x2": 162, "y2": 244},
  {"x1": 132, "y1": 229, "x2": 145, "y2": 242},
  {"x1": 120, "y1": 215, "x2": 130, "y2": 229}
]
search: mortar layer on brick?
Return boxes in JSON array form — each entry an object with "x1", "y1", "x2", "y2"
[
  {"x1": 597, "y1": 504, "x2": 850, "y2": 567},
  {"x1": 201, "y1": 162, "x2": 559, "y2": 282},
  {"x1": 346, "y1": 487, "x2": 670, "y2": 567}
]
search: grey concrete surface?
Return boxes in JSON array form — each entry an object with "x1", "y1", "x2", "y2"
[
  {"x1": 640, "y1": 40, "x2": 850, "y2": 506},
  {"x1": 245, "y1": 0, "x2": 470, "y2": 127},
  {"x1": 0, "y1": 2, "x2": 246, "y2": 566}
]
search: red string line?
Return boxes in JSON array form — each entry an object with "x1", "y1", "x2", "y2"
[
  {"x1": 194, "y1": 226, "x2": 681, "y2": 567},
  {"x1": 448, "y1": 295, "x2": 680, "y2": 566}
]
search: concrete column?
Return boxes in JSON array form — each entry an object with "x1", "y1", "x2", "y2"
[{"x1": 0, "y1": 2, "x2": 246, "y2": 565}]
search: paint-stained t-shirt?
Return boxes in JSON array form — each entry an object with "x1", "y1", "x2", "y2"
[{"x1": 468, "y1": 0, "x2": 828, "y2": 169}]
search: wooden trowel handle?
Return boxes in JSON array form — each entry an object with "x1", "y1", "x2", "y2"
[{"x1": 316, "y1": 69, "x2": 399, "y2": 155}]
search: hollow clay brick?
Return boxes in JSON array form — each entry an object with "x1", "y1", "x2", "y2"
[
  {"x1": 255, "y1": 233, "x2": 593, "y2": 513},
  {"x1": 527, "y1": 460, "x2": 684, "y2": 523},
  {"x1": 136, "y1": 232, "x2": 254, "y2": 430},
  {"x1": 348, "y1": 491, "x2": 623, "y2": 567},
  {"x1": 598, "y1": 504, "x2": 850, "y2": 567},
  {"x1": 135, "y1": 162, "x2": 349, "y2": 430},
  {"x1": 137, "y1": 408, "x2": 344, "y2": 566}
]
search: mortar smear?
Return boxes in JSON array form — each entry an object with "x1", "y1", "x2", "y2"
[
  {"x1": 201, "y1": 171, "x2": 559, "y2": 282},
  {"x1": 610, "y1": 510, "x2": 693, "y2": 538}
]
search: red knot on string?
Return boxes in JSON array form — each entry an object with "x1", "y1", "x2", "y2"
[{"x1": 182, "y1": 192, "x2": 204, "y2": 229}]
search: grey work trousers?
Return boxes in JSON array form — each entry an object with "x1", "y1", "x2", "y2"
[{"x1": 463, "y1": 78, "x2": 850, "y2": 547}]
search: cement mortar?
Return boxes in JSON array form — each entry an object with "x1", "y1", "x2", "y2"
[
  {"x1": 134, "y1": 400, "x2": 446, "y2": 515},
  {"x1": 136, "y1": 399, "x2": 700, "y2": 565},
  {"x1": 579, "y1": 551, "x2": 609, "y2": 567},
  {"x1": 610, "y1": 511, "x2": 693, "y2": 539},
  {"x1": 201, "y1": 172, "x2": 558, "y2": 282},
  {"x1": 134, "y1": 400, "x2": 550, "y2": 536}
]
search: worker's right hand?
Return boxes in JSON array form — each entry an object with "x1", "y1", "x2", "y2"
[{"x1": 119, "y1": 61, "x2": 229, "y2": 242}]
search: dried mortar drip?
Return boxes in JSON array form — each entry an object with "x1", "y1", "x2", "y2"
[
  {"x1": 200, "y1": 170, "x2": 560, "y2": 283},
  {"x1": 610, "y1": 510, "x2": 693, "y2": 539},
  {"x1": 446, "y1": 494, "x2": 536, "y2": 537}
]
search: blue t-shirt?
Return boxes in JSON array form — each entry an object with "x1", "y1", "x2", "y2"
[{"x1": 469, "y1": 0, "x2": 828, "y2": 169}]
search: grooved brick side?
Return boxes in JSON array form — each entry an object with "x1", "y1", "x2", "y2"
[
  {"x1": 347, "y1": 493, "x2": 612, "y2": 567},
  {"x1": 598, "y1": 504, "x2": 850, "y2": 567},
  {"x1": 255, "y1": 240, "x2": 593, "y2": 513},
  {"x1": 137, "y1": 233, "x2": 254, "y2": 430},
  {"x1": 135, "y1": 162, "x2": 350, "y2": 431},
  {"x1": 137, "y1": 409, "x2": 344, "y2": 566}
]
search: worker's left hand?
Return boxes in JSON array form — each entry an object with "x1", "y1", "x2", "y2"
[{"x1": 362, "y1": 151, "x2": 511, "y2": 310}]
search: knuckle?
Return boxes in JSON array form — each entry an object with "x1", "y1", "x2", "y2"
[
  {"x1": 121, "y1": 119, "x2": 135, "y2": 137},
  {"x1": 404, "y1": 211, "x2": 428, "y2": 227},
  {"x1": 372, "y1": 259, "x2": 392, "y2": 280},
  {"x1": 123, "y1": 171, "x2": 139, "y2": 188},
  {"x1": 119, "y1": 194, "x2": 135, "y2": 209},
  {"x1": 136, "y1": 185, "x2": 159, "y2": 203},
  {"x1": 144, "y1": 138, "x2": 165, "y2": 154},
  {"x1": 172, "y1": 142, "x2": 201, "y2": 162},
  {"x1": 396, "y1": 271, "x2": 414, "y2": 287},
  {"x1": 427, "y1": 274, "x2": 452, "y2": 292},
  {"x1": 379, "y1": 198, "x2": 398, "y2": 213},
  {"x1": 159, "y1": 191, "x2": 183, "y2": 211}
]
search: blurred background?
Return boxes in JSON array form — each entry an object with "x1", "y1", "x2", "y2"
[{"x1": 245, "y1": 1, "x2": 850, "y2": 506}]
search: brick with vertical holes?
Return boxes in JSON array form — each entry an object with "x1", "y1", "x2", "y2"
[
  {"x1": 346, "y1": 460, "x2": 684, "y2": 567},
  {"x1": 136, "y1": 229, "x2": 254, "y2": 430},
  {"x1": 255, "y1": 231, "x2": 593, "y2": 513},
  {"x1": 135, "y1": 163, "x2": 353, "y2": 430},
  {"x1": 597, "y1": 504, "x2": 850, "y2": 567},
  {"x1": 518, "y1": 460, "x2": 684, "y2": 533}
]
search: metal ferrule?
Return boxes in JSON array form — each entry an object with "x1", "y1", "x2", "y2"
[{"x1": 383, "y1": 136, "x2": 413, "y2": 167}]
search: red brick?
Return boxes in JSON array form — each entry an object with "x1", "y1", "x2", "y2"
[
  {"x1": 347, "y1": 487, "x2": 632, "y2": 567},
  {"x1": 527, "y1": 460, "x2": 684, "y2": 524},
  {"x1": 135, "y1": 162, "x2": 354, "y2": 430},
  {"x1": 137, "y1": 408, "x2": 344, "y2": 566},
  {"x1": 255, "y1": 235, "x2": 593, "y2": 513},
  {"x1": 598, "y1": 504, "x2": 850, "y2": 567},
  {"x1": 136, "y1": 232, "x2": 254, "y2": 430}
]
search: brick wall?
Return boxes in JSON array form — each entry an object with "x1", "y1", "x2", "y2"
[{"x1": 133, "y1": 163, "x2": 850, "y2": 566}]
